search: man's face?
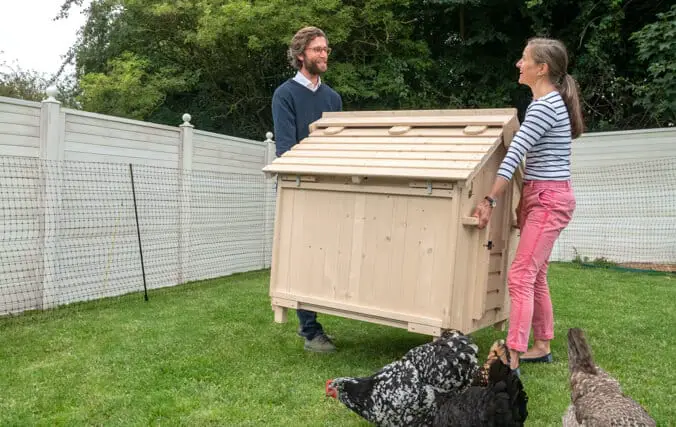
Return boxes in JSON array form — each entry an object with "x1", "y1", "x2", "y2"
[{"x1": 300, "y1": 36, "x2": 330, "y2": 75}]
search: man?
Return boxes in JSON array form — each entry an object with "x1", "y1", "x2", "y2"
[{"x1": 271, "y1": 26, "x2": 342, "y2": 352}]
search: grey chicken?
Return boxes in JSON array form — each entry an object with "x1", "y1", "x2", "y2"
[{"x1": 562, "y1": 327, "x2": 656, "y2": 427}]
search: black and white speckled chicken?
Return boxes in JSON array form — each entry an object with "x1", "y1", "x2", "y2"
[
  {"x1": 432, "y1": 348, "x2": 528, "y2": 426},
  {"x1": 324, "y1": 329, "x2": 481, "y2": 426},
  {"x1": 562, "y1": 328, "x2": 656, "y2": 427}
]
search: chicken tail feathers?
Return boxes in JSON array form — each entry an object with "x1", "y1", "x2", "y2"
[
  {"x1": 484, "y1": 360, "x2": 528, "y2": 426},
  {"x1": 567, "y1": 327, "x2": 598, "y2": 375}
]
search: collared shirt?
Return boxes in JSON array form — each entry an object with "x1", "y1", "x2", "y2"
[{"x1": 293, "y1": 71, "x2": 321, "y2": 92}]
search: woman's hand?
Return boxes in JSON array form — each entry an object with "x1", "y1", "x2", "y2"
[{"x1": 472, "y1": 198, "x2": 493, "y2": 229}]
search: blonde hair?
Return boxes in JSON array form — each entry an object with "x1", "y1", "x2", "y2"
[
  {"x1": 527, "y1": 37, "x2": 585, "y2": 138},
  {"x1": 287, "y1": 26, "x2": 327, "y2": 70}
]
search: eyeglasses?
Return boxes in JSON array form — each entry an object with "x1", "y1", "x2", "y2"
[{"x1": 306, "y1": 46, "x2": 332, "y2": 55}]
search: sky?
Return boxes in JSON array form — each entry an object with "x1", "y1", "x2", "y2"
[{"x1": 1, "y1": 0, "x2": 90, "y2": 76}]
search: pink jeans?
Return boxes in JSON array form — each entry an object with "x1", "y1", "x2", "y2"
[{"x1": 507, "y1": 180, "x2": 576, "y2": 352}]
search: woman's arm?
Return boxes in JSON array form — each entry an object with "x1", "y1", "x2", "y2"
[{"x1": 472, "y1": 100, "x2": 558, "y2": 228}]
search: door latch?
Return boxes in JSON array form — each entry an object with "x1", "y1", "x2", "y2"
[{"x1": 484, "y1": 240, "x2": 493, "y2": 250}]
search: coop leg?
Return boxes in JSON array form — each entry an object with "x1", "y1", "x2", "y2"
[
  {"x1": 493, "y1": 320, "x2": 506, "y2": 331},
  {"x1": 272, "y1": 305, "x2": 288, "y2": 323}
]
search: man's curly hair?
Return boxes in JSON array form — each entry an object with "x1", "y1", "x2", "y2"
[{"x1": 287, "y1": 26, "x2": 327, "y2": 70}]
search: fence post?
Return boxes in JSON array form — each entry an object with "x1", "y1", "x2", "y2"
[
  {"x1": 178, "y1": 113, "x2": 194, "y2": 284},
  {"x1": 262, "y1": 131, "x2": 276, "y2": 268},
  {"x1": 38, "y1": 86, "x2": 64, "y2": 309}
]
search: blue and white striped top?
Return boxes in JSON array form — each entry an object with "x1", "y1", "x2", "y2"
[{"x1": 498, "y1": 91, "x2": 572, "y2": 181}]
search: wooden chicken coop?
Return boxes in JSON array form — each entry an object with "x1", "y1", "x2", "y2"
[{"x1": 262, "y1": 109, "x2": 523, "y2": 337}]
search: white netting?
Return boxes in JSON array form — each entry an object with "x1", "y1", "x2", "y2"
[{"x1": 551, "y1": 157, "x2": 676, "y2": 271}]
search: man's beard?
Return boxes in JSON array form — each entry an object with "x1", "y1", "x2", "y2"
[{"x1": 304, "y1": 59, "x2": 325, "y2": 76}]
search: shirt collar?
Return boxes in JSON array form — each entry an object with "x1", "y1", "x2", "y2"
[{"x1": 293, "y1": 71, "x2": 321, "y2": 92}]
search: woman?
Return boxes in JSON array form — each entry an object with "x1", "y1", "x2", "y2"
[{"x1": 472, "y1": 37, "x2": 584, "y2": 375}]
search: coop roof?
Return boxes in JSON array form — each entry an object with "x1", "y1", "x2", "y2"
[{"x1": 262, "y1": 108, "x2": 519, "y2": 181}]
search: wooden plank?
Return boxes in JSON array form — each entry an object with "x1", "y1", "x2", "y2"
[
  {"x1": 319, "y1": 108, "x2": 517, "y2": 118},
  {"x1": 309, "y1": 128, "x2": 503, "y2": 138},
  {"x1": 347, "y1": 193, "x2": 366, "y2": 302},
  {"x1": 270, "y1": 291, "x2": 444, "y2": 327},
  {"x1": 298, "y1": 136, "x2": 499, "y2": 145},
  {"x1": 484, "y1": 289, "x2": 504, "y2": 310},
  {"x1": 486, "y1": 272, "x2": 502, "y2": 292},
  {"x1": 284, "y1": 150, "x2": 486, "y2": 162},
  {"x1": 313, "y1": 115, "x2": 512, "y2": 128},
  {"x1": 294, "y1": 143, "x2": 496, "y2": 153},
  {"x1": 273, "y1": 157, "x2": 478, "y2": 170},
  {"x1": 408, "y1": 323, "x2": 442, "y2": 336},
  {"x1": 279, "y1": 180, "x2": 455, "y2": 198},
  {"x1": 263, "y1": 163, "x2": 472, "y2": 180}
]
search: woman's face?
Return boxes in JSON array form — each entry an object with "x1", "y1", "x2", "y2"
[{"x1": 516, "y1": 45, "x2": 544, "y2": 87}]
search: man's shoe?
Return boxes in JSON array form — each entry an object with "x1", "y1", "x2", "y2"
[
  {"x1": 304, "y1": 334, "x2": 337, "y2": 353},
  {"x1": 298, "y1": 328, "x2": 334, "y2": 340}
]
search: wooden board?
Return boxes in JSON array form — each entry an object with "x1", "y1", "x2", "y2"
[
  {"x1": 312, "y1": 116, "x2": 512, "y2": 128},
  {"x1": 309, "y1": 128, "x2": 503, "y2": 138},
  {"x1": 272, "y1": 157, "x2": 478, "y2": 170},
  {"x1": 299, "y1": 136, "x2": 500, "y2": 145},
  {"x1": 263, "y1": 163, "x2": 475, "y2": 180},
  {"x1": 284, "y1": 150, "x2": 487, "y2": 161},
  {"x1": 319, "y1": 108, "x2": 517, "y2": 118},
  {"x1": 293, "y1": 143, "x2": 496, "y2": 153}
]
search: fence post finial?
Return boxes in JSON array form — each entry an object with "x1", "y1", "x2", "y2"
[
  {"x1": 44, "y1": 86, "x2": 60, "y2": 103},
  {"x1": 265, "y1": 131, "x2": 274, "y2": 144},
  {"x1": 181, "y1": 113, "x2": 193, "y2": 127}
]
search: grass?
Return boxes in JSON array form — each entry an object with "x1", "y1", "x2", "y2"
[{"x1": 0, "y1": 263, "x2": 673, "y2": 426}]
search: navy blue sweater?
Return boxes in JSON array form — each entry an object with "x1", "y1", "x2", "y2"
[{"x1": 271, "y1": 79, "x2": 342, "y2": 157}]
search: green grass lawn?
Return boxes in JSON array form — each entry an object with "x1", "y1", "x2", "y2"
[{"x1": 0, "y1": 263, "x2": 673, "y2": 426}]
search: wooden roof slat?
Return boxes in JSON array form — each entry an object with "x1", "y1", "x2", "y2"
[
  {"x1": 320, "y1": 108, "x2": 518, "y2": 118},
  {"x1": 300, "y1": 136, "x2": 500, "y2": 145},
  {"x1": 293, "y1": 143, "x2": 495, "y2": 153},
  {"x1": 262, "y1": 163, "x2": 472, "y2": 180},
  {"x1": 283, "y1": 150, "x2": 487, "y2": 161},
  {"x1": 309, "y1": 128, "x2": 503, "y2": 138},
  {"x1": 272, "y1": 156, "x2": 477, "y2": 170},
  {"x1": 313, "y1": 115, "x2": 512, "y2": 128}
]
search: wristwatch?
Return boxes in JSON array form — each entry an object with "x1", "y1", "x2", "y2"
[{"x1": 484, "y1": 196, "x2": 497, "y2": 208}]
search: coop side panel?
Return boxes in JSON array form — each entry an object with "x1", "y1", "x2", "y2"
[{"x1": 270, "y1": 182, "x2": 457, "y2": 327}]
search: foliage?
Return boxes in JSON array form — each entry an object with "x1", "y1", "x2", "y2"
[
  {"x1": 0, "y1": 53, "x2": 77, "y2": 107},
  {"x1": 51, "y1": 0, "x2": 676, "y2": 139},
  {"x1": 630, "y1": 5, "x2": 676, "y2": 126}
]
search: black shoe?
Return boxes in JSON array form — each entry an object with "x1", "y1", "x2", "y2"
[{"x1": 520, "y1": 353, "x2": 553, "y2": 363}]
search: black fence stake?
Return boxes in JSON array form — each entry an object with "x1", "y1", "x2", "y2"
[{"x1": 129, "y1": 163, "x2": 149, "y2": 302}]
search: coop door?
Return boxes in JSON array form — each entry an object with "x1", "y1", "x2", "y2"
[{"x1": 469, "y1": 152, "x2": 514, "y2": 320}]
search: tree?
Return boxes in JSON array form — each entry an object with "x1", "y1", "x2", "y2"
[
  {"x1": 1, "y1": 52, "x2": 80, "y2": 107},
  {"x1": 57, "y1": 0, "x2": 675, "y2": 138}
]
